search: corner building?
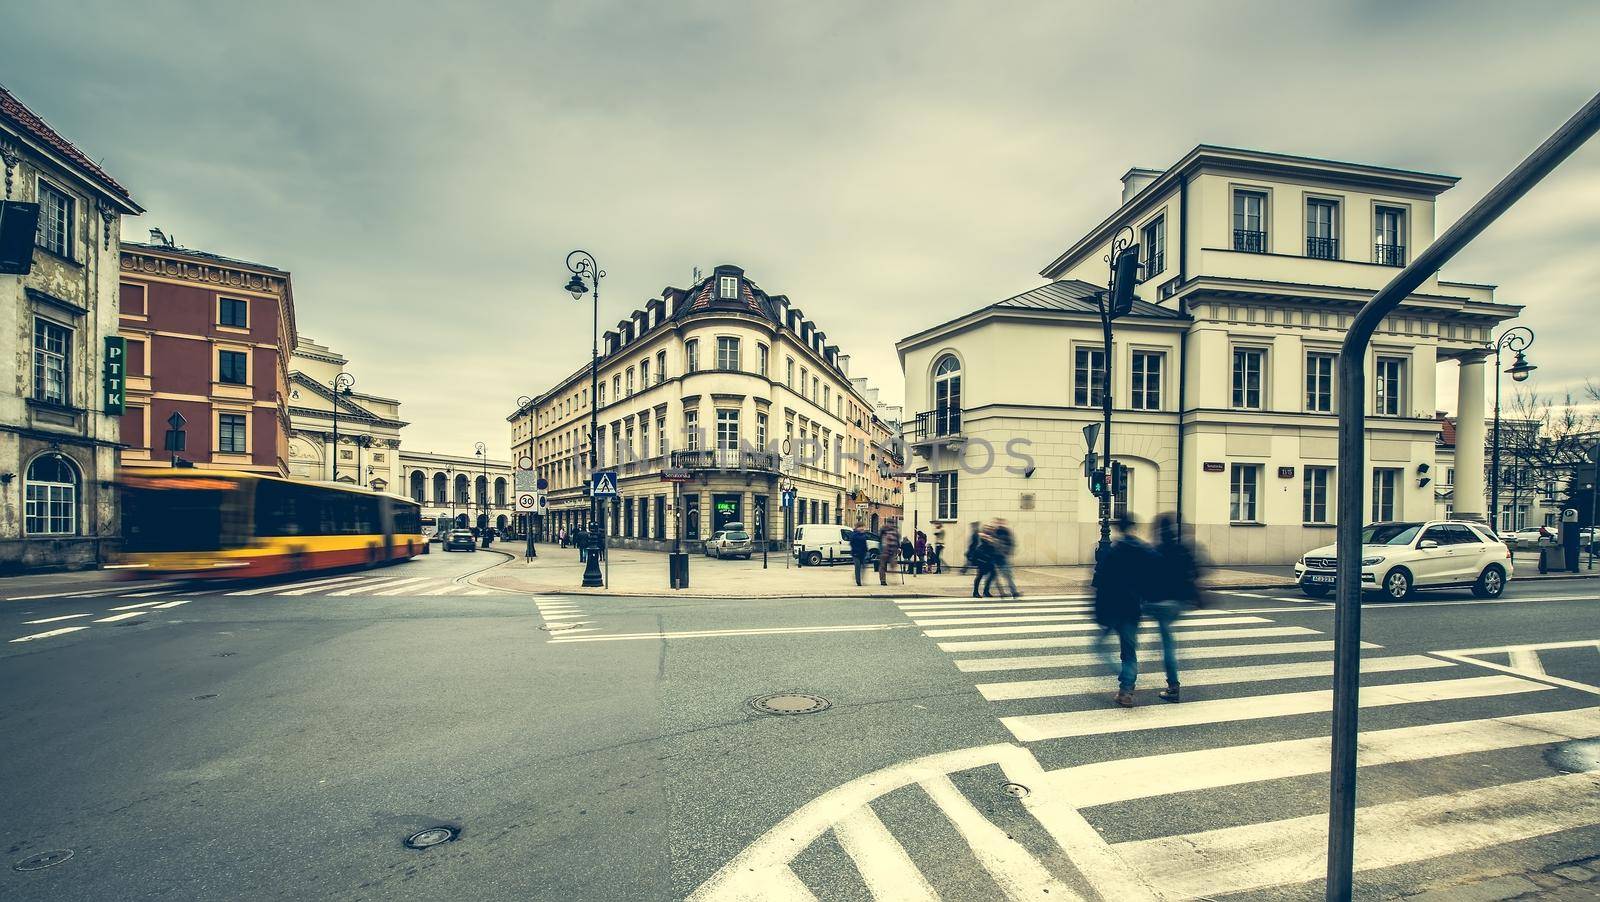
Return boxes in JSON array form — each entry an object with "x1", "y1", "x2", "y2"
[
  {"x1": 510, "y1": 264, "x2": 901, "y2": 551},
  {"x1": 899, "y1": 146, "x2": 1518, "y2": 565}
]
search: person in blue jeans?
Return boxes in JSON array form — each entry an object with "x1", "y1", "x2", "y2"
[
  {"x1": 1092, "y1": 514, "x2": 1156, "y2": 707},
  {"x1": 1146, "y1": 513, "x2": 1202, "y2": 703}
]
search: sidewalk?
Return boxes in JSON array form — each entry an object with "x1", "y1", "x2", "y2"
[
  {"x1": 1394, "y1": 854, "x2": 1600, "y2": 900},
  {"x1": 475, "y1": 542, "x2": 1597, "y2": 598}
]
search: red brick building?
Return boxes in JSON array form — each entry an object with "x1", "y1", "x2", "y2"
[{"x1": 117, "y1": 237, "x2": 296, "y2": 475}]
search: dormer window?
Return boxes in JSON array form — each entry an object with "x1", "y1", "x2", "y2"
[{"x1": 718, "y1": 275, "x2": 738, "y2": 299}]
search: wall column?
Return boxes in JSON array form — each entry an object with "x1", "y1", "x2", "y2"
[{"x1": 1453, "y1": 351, "x2": 1489, "y2": 522}]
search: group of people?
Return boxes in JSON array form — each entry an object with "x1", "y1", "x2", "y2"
[
  {"x1": 846, "y1": 522, "x2": 946, "y2": 586},
  {"x1": 963, "y1": 519, "x2": 1019, "y2": 598},
  {"x1": 1092, "y1": 512, "x2": 1202, "y2": 707},
  {"x1": 554, "y1": 524, "x2": 605, "y2": 561}
]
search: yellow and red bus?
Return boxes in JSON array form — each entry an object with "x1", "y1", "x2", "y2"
[{"x1": 114, "y1": 469, "x2": 427, "y2": 579}]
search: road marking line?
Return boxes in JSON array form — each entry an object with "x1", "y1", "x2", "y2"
[
  {"x1": 920, "y1": 773, "x2": 1081, "y2": 900},
  {"x1": 939, "y1": 622, "x2": 1307, "y2": 653},
  {"x1": 119, "y1": 589, "x2": 177, "y2": 598},
  {"x1": 329, "y1": 576, "x2": 431, "y2": 596},
  {"x1": 107, "y1": 600, "x2": 168, "y2": 611},
  {"x1": 227, "y1": 574, "x2": 370, "y2": 596},
  {"x1": 462, "y1": 589, "x2": 493, "y2": 596},
  {"x1": 903, "y1": 604, "x2": 1093, "y2": 617},
  {"x1": 925, "y1": 614, "x2": 1268, "y2": 638},
  {"x1": 5, "y1": 587, "x2": 124, "y2": 601},
  {"x1": 978, "y1": 655, "x2": 1451, "y2": 701},
  {"x1": 94, "y1": 611, "x2": 148, "y2": 623},
  {"x1": 10, "y1": 626, "x2": 90, "y2": 642},
  {"x1": 552, "y1": 623, "x2": 918, "y2": 643},
  {"x1": 1508, "y1": 648, "x2": 1547, "y2": 676},
  {"x1": 373, "y1": 580, "x2": 452, "y2": 596},
  {"x1": 912, "y1": 608, "x2": 1237, "y2": 627},
  {"x1": 1113, "y1": 768, "x2": 1600, "y2": 900},
  {"x1": 900, "y1": 600, "x2": 1093, "y2": 613},
  {"x1": 1049, "y1": 706, "x2": 1600, "y2": 808},
  {"x1": 831, "y1": 805, "x2": 939, "y2": 901},
  {"x1": 429, "y1": 584, "x2": 465, "y2": 596},
  {"x1": 1001, "y1": 674, "x2": 1550, "y2": 742},
  {"x1": 1221, "y1": 591, "x2": 1280, "y2": 599},
  {"x1": 154, "y1": 600, "x2": 191, "y2": 609},
  {"x1": 23, "y1": 613, "x2": 94, "y2": 624},
  {"x1": 1434, "y1": 642, "x2": 1600, "y2": 696},
  {"x1": 540, "y1": 614, "x2": 588, "y2": 621},
  {"x1": 955, "y1": 639, "x2": 1378, "y2": 673}
]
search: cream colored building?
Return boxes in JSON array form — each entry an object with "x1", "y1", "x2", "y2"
[
  {"x1": 397, "y1": 449, "x2": 514, "y2": 534},
  {"x1": 899, "y1": 146, "x2": 1519, "y2": 565},
  {"x1": 286, "y1": 337, "x2": 406, "y2": 492},
  {"x1": 509, "y1": 263, "x2": 903, "y2": 551}
]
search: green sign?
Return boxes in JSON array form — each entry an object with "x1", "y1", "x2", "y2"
[{"x1": 103, "y1": 336, "x2": 126, "y2": 415}]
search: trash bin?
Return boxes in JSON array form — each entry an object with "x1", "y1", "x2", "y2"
[
  {"x1": 669, "y1": 552, "x2": 690, "y2": 589},
  {"x1": 1538, "y1": 544, "x2": 1566, "y2": 574}
]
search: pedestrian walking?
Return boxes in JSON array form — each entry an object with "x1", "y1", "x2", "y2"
[
  {"x1": 971, "y1": 525, "x2": 995, "y2": 597},
  {"x1": 878, "y1": 521, "x2": 900, "y2": 585},
  {"x1": 931, "y1": 524, "x2": 946, "y2": 574},
  {"x1": 913, "y1": 530, "x2": 927, "y2": 575},
  {"x1": 962, "y1": 521, "x2": 981, "y2": 575},
  {"x1": 899, "y1": 534, "x2": 915, "y2": 576},
  {"x1": 987, "y1": 518, "x2": 1020, "y2": 598},
  {"x1": 1147, "y1": 513, "x2": 1202, "y2": 703},
  {"x1": 573, "y1": 525, "x2": 587, "y2": 562},
  {"x1": 1093, "y1": 514, "x2": 1157, "y2": 707},
  {"x1": 848, "y1": 524, "x2": 870, "y2": 587}
]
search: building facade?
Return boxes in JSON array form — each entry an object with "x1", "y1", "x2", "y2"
[
  {"x1": 397, "y1": 449, "x2": 514, "y2": 534},
  {"x1": 286, "y1": 336, "x2": 406, "y2": 492},
  {"x1": 899, "y1": 146, "x2": 1519, "y2": 565},
  {"x1": 118, "y1": 236, "x2": 295, "y2": 477},
  {"x1": 0, "y1": 86, "x2": 142, "y2": 572},
  {"x1": 509, "y1": 263, "x2": 904, "y2": 551}
]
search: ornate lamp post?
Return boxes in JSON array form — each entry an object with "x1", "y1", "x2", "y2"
[
  {"x1": 564, "y1": 249, "x2": 606, "y2": 588},
  {"x1": 475, "y1": 441, "x2": 491, "y2": 547},
  {"x1": 330, "y1": 371, "x2": 354, "y2": 482},
  {"x1": 1488, "y1": 327, "x2": 1536, "y2": 532}
]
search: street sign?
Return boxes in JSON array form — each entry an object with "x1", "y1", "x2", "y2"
[
  {"x1": 536, "y1": 477, "x2": 549, "y2": 491},
  {"x1": 1203, "y1": 461, "x2": 1225, "y2": 473},
  {"x1": 103, "y1": 336, "x2": 126, "y2": 415},
  {"x1": 660, "y1": 467, "x2": 692, "y2": 482},
  {"x1": 515, "y1": 491, "x2": 537, "y2": 512},
  {"x1": 1082, "y1": 422, "x2": 1101, "y2": 450},
  {"x1": 167, "y1": 411, "x2": 186, "y2": 430},
  {"x1": 514, "y1": 470, "x2": 536, "y2": 491},
  {"x1": 591, "y1": 470, "x2": 618, "y2": 497},
  {"x1": 516, "y1": 454, "x2": 533, "y2": 470},
  {"x1": 781, "y1": 489, "x2": 796, "y2": 509}
]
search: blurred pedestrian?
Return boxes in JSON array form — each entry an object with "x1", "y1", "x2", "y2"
[
  {"x1": 1093, "y1": 514, "x2": 1156, "y2": 707},
  {"x1": 987, "y1": 518, "x2": 1019, "y2": 598},
  {"x1": 848, "y1": 523, "x2": 870, "y2": 587},
  {"x1": 971, "y1": 525, "x2": 994, "y2": 597},
  {"x1": 913, "y1": 529, "x2": 928, "y2": 575},
  {"x1": 573, "y1": 525, "x2": 587, "y2": 561},
  {"x1": 900, "y1": 534, "x2": 915, "y2": 576},
  {"x1": 962, "y1": 521, "x2": 981, "y2": 575},
  {"x1": 878, "y1": 520, "x2": 900, "y2": 585},
  {"x1": 1148, "y1": 513, "x2": 1201, "y2": 703},
  {"x1": 931, "y1": 524, "x2": 946, "y2": 574}
]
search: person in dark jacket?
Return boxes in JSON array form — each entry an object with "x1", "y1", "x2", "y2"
[
  {"x1": 1147, "y1": 513, "x2": 1201, "y2": 702},
  {"x1": 912, "y1": 530, "x2": 928, "y2": 575},
  {"x1": 970, "y1": 526, "x2": 994, "y2": 597},
  {"x1": 848, "y1": 524, "x2": 870, "y2": 587},
  {"x1": 572, "y1": 525, "x2": 588, "y2": 562},
  {"x1": 1093, "y1": 514, "x2": 1157, "y2": 707}
]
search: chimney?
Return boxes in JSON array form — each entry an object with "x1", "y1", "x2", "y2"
[
  {"x1": 1120, "y1": 167, "x2": 1162, "y2": 204},
  {"x1": 837, "y1": 354, "x2": 851, "y2": 376}
]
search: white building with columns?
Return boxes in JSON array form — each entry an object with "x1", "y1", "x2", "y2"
[
  {"x1": 285, "y1": 337, "x2": 406, "y2": 493},
  {"x1": 898, "y1": 145, "x2": 1517, "y2": 565},
  {"x1": 397, "y1": 449, "x2": 514, "y2": 534}
]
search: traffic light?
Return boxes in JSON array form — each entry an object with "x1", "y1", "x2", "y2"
[
  {"x1": 1083, "y1": 450, "x2": 1098, "y2": 476},
  {"x1": 1108, "y1": 245, "x2": 1141, "y2": 318},
  {"x1": 1111, "y1": 460, "x2": 1128, "y2": 498},
  {"x1": 1088, "y1": 467, "x2": 1108, "y2": 498}
]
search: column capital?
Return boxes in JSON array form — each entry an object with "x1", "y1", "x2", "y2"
[{"x1": 1452, "y1": 348, "x2": 1492, "y2": 364}]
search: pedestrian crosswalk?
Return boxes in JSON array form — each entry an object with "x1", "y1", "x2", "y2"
[
  {"x1": 1, "y1": 572, "x2": 505, "y2": 603},
  {"x1": 693, "y1": 594, "x2": 1600, "y2": 900}
]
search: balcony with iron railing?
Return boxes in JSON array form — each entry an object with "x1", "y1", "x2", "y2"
[
  {"x1": 1374, "y1": 243, "x2": 1406, "y2": 267},
  {"x1": 1232, "y1": 229, "x2": 1267, "y2": 253},
  {"x1": 669, "y1": 448, "x2": 780, "y2": 472},
  {"x1": 1305, "y1": 236, "x2": 1339, "y2": 260},
  {"x1": 907, "y1": 408, "x2": 964, "y2": 457}
]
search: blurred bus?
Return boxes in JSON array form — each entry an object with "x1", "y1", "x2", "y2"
[{"x1": 114, "y1": 469, "x2": 426, "y2": 579}]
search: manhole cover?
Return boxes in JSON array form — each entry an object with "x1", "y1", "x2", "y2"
[
  {"x1": 403, "y1": 826, "x2": 459, "y2": 850},
  {"x1": 13, "y1": 849, "x2": 73, "y2": 871},
  {"x1": 749, "y1": 693, "x2": 831, "y2": 716},
  {"x1": 1000, "y1": 782, "x2": 1031, "y2": 798}
]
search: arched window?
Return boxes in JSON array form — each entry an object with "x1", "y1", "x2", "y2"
[
  {"x1": 433, "y1": 472, "x2": 447, "y2": 503},
  {"x1": 932, "y1": 355, "x2": 961, "y2": 436},
  {"x1": 494, "y1": 477, "x2": 507, "y2": 507},
  {"x1": 410, "y1": 470, "x2": 426, "y2": 502},
  {"x1": 454, "y1": 474, "x2": 469, "y2": 504},
  {"x1": 475, "y1": 475, "x2": 488, "y2": 505},
  {"x1": 25, "y1": 454, "x2": 78, "y2": 536}
]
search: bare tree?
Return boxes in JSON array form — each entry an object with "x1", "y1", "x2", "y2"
[{"x1": 1493, "y1": 389, "x2": 1598, "y2": 528}]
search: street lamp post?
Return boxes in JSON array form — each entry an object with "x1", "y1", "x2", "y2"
[
  {"x1": 330, "y1": 371, "x2": 354, "y2": 482},
  {"x1": 1092, "y1": 227, "x2": 1140, "y2": 556},
  {"x1": 475, "y1": 441, "x2": 491, "y2": 548},
  {"x1": 564, "y1": 249, "x2": 606, "y2": 589},
  {"x1": 1488, "y1": 327, "x2": 1536, "y2": 533}
]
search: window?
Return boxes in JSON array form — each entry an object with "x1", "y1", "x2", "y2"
[
  {"x1": 1375, "y1": 356, "x2": 1405, "y2": 416},
  {"x1": 32, "y1": 317, "x2": 71, "y2": 405},
  {"x1": 929, "y1": 354, "x2": 962, "y2": 436},
  {"x1": 612, "y1": 375, "x2": 621, "y2": 399},
  {"x1": 685, "y1": 409, "x2": 700, "y2": 451},
  {"x1": 812, "y1": 376, "x2": 820, "y2": 401},
  {"x1": 823, "y1": 385, "x2": 830, "y2": 410},
  {"x1": 626, "y1": 367, "x2": 635, "y2": 396},
  {"x1": 1230, "y1": 464, "x2": 1260, "y2": 522},
  {"x1": 597, "y1": 382, "x2": 606, "y2": 405},
  {"x1": 640, "y1": 357, "x2": 650, "y2": 386},
  {"x1": 35, "y1": 180, "x2": 73, "y2": 258},
  {"x1": 219, "y1": 297, "x2": 249, "y2": 328},
  {"x1": 686, "y1": 339, "x2": 699, "y2": 372},
  {"x1": 218, "y1": 413, "x2": 248, "y2": 453},
  {"x1": 715, "y1": 409, "x2": 740, "y2": 450},
  {"x1": 1372, "y1": 468, "x2": 1401, "y2": 521},
  {"x1": 24, "y1": 454, "x2": 77, "y2": 536},
  {"x1": 935, "y1": 472, "x2": 958, "y2": 520},
  {"x1": 1306, "y1": 198, "x2": 1339, "y2": 259},
  {"x1": 1074, "y1": 346, "x2": 1107, "y2": 407},
  {"x1": 786, "y1": 357, "x2": 795, "y2": 386},
  {"x1": 434, "y1": 473, "x2": 447, "y2": 503},
  {"x1": 756, "y1": 412, "x2": 768, "y2": 451},
  {"x1": 1306, "y1": 352, "x2": 1335, "y2": 413},
  {"x1": 1444, "y1": 467, "x2": 1455, "y2": 487},
  {"x1": 718, "y1": 275, "x2": 738, "y2": 299},
  {"x1": 656, "y1": 416, "x2": 667, "y2": 456},
  {"x1": 757, "y1": 344, "x2": 769, "y2": 377},
  {"x1": 1141, "y1": 215, "x2": 1166, "y2": 276},
  {"x1": 1232, "y1": 189, "x2": 1267, "y2": 252},
  {"x1": 1374, "y1": 206, "x2": 1407, "y2": 266},
  {"x1": 1303, "y1": 466, "x2": 1332, "y2": 524},
  {"x1": 1232, "y1": 347, "x2": 1264, "y2": 409},
  {"x1": 716, "y1": 336, "x2": 741, "y2": 371},
  {"x1": 219, "y1": 349, "x2": 248, "y2": 385},
  {"x1": 1131, "y1": 351, "x2": 1163, "y2": 410},
  {"x1": 410, "y1": 471, "x2": 426, "y2": 502},
  {"x1": 639, "y1": 417, "x2": 650, "y2": 460},
  {"x1": 656, "y1": 350, "x2": 666, "y2": 383}
]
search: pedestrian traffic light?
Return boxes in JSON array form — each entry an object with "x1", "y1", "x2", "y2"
[
  {"x1": 1109, "y1": 246, "x2": 1140, "y2": 318},
  {"x1": 1088, "y1": 467, "x2": 1108, "y2": 498},
  {"x1": 1111, "y1": 460, "x2": 1128, "y2": 498}
]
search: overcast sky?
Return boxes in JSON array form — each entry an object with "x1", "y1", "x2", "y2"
[{"x1": 5, "y1": 1, "x2": 1599, "y2": 455}]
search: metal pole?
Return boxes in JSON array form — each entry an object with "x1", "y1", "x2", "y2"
[
  {"x1": 1589, "y1": 446, "x2": 1598, "y2": 570},
  {"x1": 1490, "y1": 345, "x2": 1503, "y2": 533},
  {"x1": 331, "y1": 383, "x2": 340, "y2": 482},
  {"x1": 1099, "y1": 298, "x2": 1114, "y2": 554},
  {"x1": 1327, "y1": 89, "x2": 1600, "y2": 902}
]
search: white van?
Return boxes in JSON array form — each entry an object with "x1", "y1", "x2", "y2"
[{"x1": 791, "y1": 524, "x2": 880, "y2": 567}]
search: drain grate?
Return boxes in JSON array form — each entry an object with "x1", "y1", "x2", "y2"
[
  {"x1": 748, "y1": 693, "x2": 831, "y2": 716},
  {"x1": 13, "y1": 849, "x2": 73, "y2": 872},
  {"x1": 1000, "y1": 782, "x2": 1031, "y2": 798},
  {"x1": 403, "y1": 826, "x2": 460, "y2": 850}
]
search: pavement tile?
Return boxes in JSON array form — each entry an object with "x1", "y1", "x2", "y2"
[
  {"x1": 1402, "y1": 875, "x2": 1541, "y2": 902},
  {"x1": 1554, "y1": 867, "x2": 1596, "y2": 882}
]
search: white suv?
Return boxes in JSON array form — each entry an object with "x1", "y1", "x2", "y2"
[{"x1": 1295, "y1": 520, "x2": 1513, "y2": 601}]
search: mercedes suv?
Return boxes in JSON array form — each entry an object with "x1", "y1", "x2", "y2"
[{"x1": 1294, "y1": 520, "x2": 1513, "y2": 601}]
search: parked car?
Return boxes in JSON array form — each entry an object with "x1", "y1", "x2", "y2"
[
  {"x1": 791, "y1": 524, "x2": 881, "y2": 567},
  {"x1": 1505, "y1": 526, "x2": 1557, "y2": 552},
  {"x1": 705, "y1": 529, "x2": 754, "y2": 559},
  {"x1": 1294, "y1": 520, "x2": 1513, "y2": 601},
  {"x1": 443, "y1": 529, "x2": 478, "y2": 552}
]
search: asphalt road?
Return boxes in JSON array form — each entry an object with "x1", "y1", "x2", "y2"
[{"x1": 2, "y1": 557, "x2": 1598, "y2": 901}]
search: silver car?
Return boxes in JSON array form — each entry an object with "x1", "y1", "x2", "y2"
[{"x1": 706, "y1": 529, "x2": 753, "y2": 560}]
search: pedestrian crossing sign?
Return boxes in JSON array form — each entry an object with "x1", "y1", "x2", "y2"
[{"x1": 591, "y1": 470, "x2": 619, "y2": 497}]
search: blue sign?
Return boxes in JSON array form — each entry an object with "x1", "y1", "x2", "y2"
[
  {"x1": 591, "y1": 471, "x2": 619, "y2": 497},
  {"x1": 536, "y1": 477, "x2": 549, "y2": 491},
  {"x1": 781, "y1": 489, "x2": 796, "y2": 509}
]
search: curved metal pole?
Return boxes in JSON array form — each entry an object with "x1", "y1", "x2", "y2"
[
  {"x1": 567, "y1": 250, "x2": 607, "y2": 588},
  {"x1": 331, "y1": 371, "x2": 354, "y2": 482},
  {"x1": 1328, "y1": 90, "x2": 1600, "y2": 901},
  {"x1": 1488, "y1": 327, "x2": 1534, "y2": 531}
]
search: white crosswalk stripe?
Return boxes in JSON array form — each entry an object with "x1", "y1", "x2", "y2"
[
  {"x1": 976, "y1": 654, "x2": 1453, "y2": 702},
  {"x1": 328, "y1": 576, "x2": 431, "y2": 596},
  {"x1": 937, "y1": 617, "x2": 1281, "y2": 651},
  {"x1": 227, "y1": 574, "x2": 372, "y2": 596}
]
